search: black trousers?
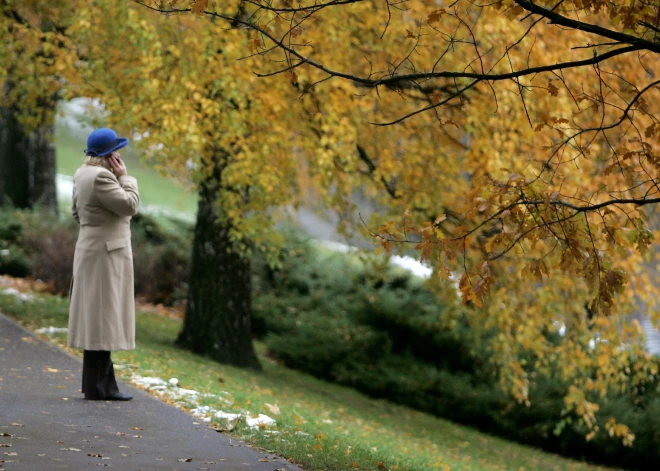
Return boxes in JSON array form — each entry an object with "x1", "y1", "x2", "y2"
[{"x1": 82, "y1": 350, "x2": 119, "y2": 400}]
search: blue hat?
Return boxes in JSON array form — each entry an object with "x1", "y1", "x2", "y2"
[{"x1": 84, "y1": 128, "x2": 128, "y2": 157}]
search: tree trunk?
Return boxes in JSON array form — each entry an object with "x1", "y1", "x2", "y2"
[
  {"x1": 0, "y1": 93, "x2": 58, "y2": 214},
  {"x1": 176, "y1": 153, "x2": 261, "y2": 370}
]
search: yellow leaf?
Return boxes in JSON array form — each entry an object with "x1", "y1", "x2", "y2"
[
  {"x1": 191, "y1": 0, "x2": 208, "y2": 15},
  {"x1": 250, "y1": 37, "x2": 263, "y2": 51},
  {"x1": 427, "y1": 9, "x2": 446, "y2": 24}
]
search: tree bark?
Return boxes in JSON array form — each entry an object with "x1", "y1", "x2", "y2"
[
  {"x1": 0, "y1": 91, "x2": 58, "y2": 214},
  {"x1": 176, "y1": 152, "x2": 261, "y2": 370}
]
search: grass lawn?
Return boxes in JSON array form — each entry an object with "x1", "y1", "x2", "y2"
[
  {"x1": 0, "y1": 283, "x2": 615, "y2": 471},
  {"x1": 55, "y1": 124, "x2": 198, "y2": 216}
]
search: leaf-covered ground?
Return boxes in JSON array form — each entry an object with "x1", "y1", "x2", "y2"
[{"x1": 0, "y1": 278, "x2": 616, "y2": 471}]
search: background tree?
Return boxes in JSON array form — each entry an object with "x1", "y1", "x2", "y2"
[
  {"x1": 64, "y1": 0, "x2": 474, "y2": 370},
  {"x1": 0, "y1": 1, "x2": 77, "y2": 214}
]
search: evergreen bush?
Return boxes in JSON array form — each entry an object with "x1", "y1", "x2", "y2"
[{"x1": 253, "y1": 236, "x2": 660, "y2": 470}]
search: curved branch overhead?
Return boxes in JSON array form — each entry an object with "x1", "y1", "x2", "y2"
[
  {"x1": 133, "y1": 0, "x2": 660, "y2": 318},
  {"x1": 135, "y1": 0, "x2": 654, "y2": 88}
]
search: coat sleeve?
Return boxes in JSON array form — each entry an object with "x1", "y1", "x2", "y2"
[
  {"x1": 71, "y1": 181, "x2": 80, "y2": 224},
  {"x1": 93, "y1": 171, "x2": 140, "y2": 217}
]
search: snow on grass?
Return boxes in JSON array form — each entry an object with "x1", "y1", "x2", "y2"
[
  {"x1": 1, "y1": 288, "x2": 35, "y2": 302},
  {"x1": 35, "y1": 326, "x2": 69, "y2": 334},
  {"x1": 128, "y1": 372, "x2": 275, "y2": 430}
]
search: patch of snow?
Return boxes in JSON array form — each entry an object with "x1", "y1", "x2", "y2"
[
  {"x1": 35, "y1": 326, "x2": 68, "y2": 335},
  {"x1": 215, "y1": 411, "x2": 241, "y2": 422},
  {"x1": 129, "y1": 373, "x2": 275, "y2": 430},
  {"x1": 318, "y1": 240, "x2": 432, "y2": 279},
  {"x1": 390, "y1": 255, "x2": 432, "y2": 279},
  {"x1": 1, "y1": 288, "x2": 34, "y2": 302},
  {"x1": 641, "y1": 317, "x2": 660, "y2": 356},
  {"x1": 246, "y1": 414, "x2": 276, "y2": 428},
  {"x1": 173, "y1": 388, "x2": 201, "y2": 398},
  {"x1": 132, "y1": 376, "x2": 167, "y2": 387},
  {"x1": 56, "y1": 174, "x2": 74, "y2": 202}
]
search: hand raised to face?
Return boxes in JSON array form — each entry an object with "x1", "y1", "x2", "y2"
[{"x1": 107, "y1": 152, "x2": 127, "y2": 177}]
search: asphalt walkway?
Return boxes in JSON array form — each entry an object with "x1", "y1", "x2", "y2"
[{"x1": 0, "y1": 312, "x2": 301, "y2": 471}]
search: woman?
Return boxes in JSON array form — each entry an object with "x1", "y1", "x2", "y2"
[{"x1": 67, "y1": 128, "x2": 140, "y2": 401}]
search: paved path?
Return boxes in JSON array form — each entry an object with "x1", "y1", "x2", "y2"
[{"x1": 0, "y1": 312, "x2": 300, "y2": 471}]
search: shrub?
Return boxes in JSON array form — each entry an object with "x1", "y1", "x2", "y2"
[
  {"x1": 20, "y1": 215, "x2": 77, "y2": 295},
  {"x1": 0, "y1": 208, "x2": 192, "y2": 305},
  {"x1": 0, "y1": 245, "x2": 33, "y2": 278},
  {"x1": 254, "y1": 236, "x2": 660, "y2": 470},
  {"x1": 132, "y1": 238, "x2": 190, "y2": 305},
  {"x1": 0, "y1": 210, "x2": 23, "y2": 244}
]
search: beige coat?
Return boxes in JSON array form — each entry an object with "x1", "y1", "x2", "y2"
[{"x1": 67, "y1": 165, "x2": 140, "y2": 351}]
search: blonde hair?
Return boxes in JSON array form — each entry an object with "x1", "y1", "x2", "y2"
[{"x1": 84, "y1": 155, "x2": 112, "y2": 170}]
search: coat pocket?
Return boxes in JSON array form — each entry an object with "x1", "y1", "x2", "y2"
[{"x1": 106, "y1": 237, "x2": 129, "y2": 252}]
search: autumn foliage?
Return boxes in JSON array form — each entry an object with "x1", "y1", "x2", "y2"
[
  {"x1": 137, "y1": 0, "x2": 660, "y2": 446},
  {"x1": 3, "y1": 0, "x2": 660, "y2": 448}
]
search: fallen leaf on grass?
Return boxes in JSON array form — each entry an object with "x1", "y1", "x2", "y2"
[{"x1": 265, "y1": 403, "x2": 280, "y2": 415}]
